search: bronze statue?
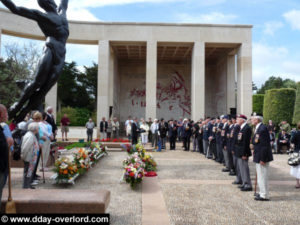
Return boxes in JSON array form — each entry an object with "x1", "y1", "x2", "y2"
[{"x1": 1, "y1": 0, "x2": 69, "y2": 123}]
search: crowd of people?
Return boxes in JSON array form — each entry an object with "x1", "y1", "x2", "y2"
[
  {"x1": 1, "y1": 103, "x2": 300, "y2": 203},
  {"x1": 116, "y1": 114, "x2": 300, "y2": 200},
  {"x1": 0, "y1": 105, "x2": 57, "y2": 201}
]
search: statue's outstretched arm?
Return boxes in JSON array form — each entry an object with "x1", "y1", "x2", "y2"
[
  {"x1": 0, "y1": 0, "x2": 40, "y2": 21},
  {"x1": 58, "y1": 0, "x2": 68, "y2": 15}
]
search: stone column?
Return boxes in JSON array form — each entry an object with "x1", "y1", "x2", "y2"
[
  {"x1": 191, "y1": 41, "x2": 205, "y2": 121},
  {"x1": 97, "y1": 40, "x2": 110, "y2": 136},
  {"x1": 0, "y1": 29, "x2": 2, "y2": 56},
  {"x1": 45, "y1": 83, "x2": 58, "y2": 120},
  {"x1": 237, "y1": 43, "x2": 252, "y2": 117},
  {"x1": 227, "y1": 54, "x2": 236, "y2": 114},
  {"x1": 146, "y1": 41, "x2": 157, "y2": 120}
]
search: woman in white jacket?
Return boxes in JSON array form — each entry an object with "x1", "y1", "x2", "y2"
[
  {"x1": 21, "y1": 122, "x2": 39, "y2": 189},
  {"x1": 140, "y1": 121, "x2": 150, "y2": 146}
]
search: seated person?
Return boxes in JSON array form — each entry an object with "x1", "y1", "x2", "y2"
[
  {"x1": 277, "y1": 130, "x2": 290, "y2": 154},
  {"x1": 269, "y1": 130, "x2": 276, "y2": 153}
]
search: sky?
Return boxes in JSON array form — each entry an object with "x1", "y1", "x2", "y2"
[{"x1": 1, "y1": 0, "x2": 300, "y2": 88}]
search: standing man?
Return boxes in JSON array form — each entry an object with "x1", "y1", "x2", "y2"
[
  {"x1": 99, "y1": 117, "x2": 108, "y2": 140},
  {"x1": 112, "y1": 117, "x2": 120, "y2": 139},
  {"x1": 131, "y1": 117, "x2": 140, "y2": 145},
  {"x1": 85, "y1": 118, "x2": 95, "y2": 142},
  {"x1": 203, "y1": 118, "x2": 210, "y2": 156},
  {"x1": 168, "y1": 120, "x2": 177, "y2": 150},
  {"x1": 231, "y1": 116, "x2": 242, "y2": 184},
  {"x1": 235, "y1": 114, "x2": 252, "y2": 192},
  {"x1": 252, "y1": 114, "x2": 273, "y2": 201},
  {"x1": 158, "y1": 118, "x2": 168, "y2": 150},
  {"x1": 182, "y1": 119, "x2": 192, "y2": 151},
  {"x1": 198, "y1": 121, "x2": 204, "y2": 154},
  {"x1": 192, "y1": 121, "x2": 200, "y2": 152},
  {"x1": 150, "y1": 119, "x2": 159, "y2": 149},
  {"x1": 60, "y1": 114, "x2": 70, "y2": 141},
  {"x1": 208, "y1": 118, "x2": 217, "y2": 159},
  {"x1": 226, "y1": 117, "x2": 235, "y2": 176},
  {"x1": 221, "y1": 115, "x2": 230, "y2": 172},
  {"x1": 46, "y1": 106, "x2": 57, "y2": 141},
  {"x1": 177, "y1": 117, "x2": 183, "y2": 142},
  {"x1": 147, "y1": 118, "x2": 153, "y2": 143}
]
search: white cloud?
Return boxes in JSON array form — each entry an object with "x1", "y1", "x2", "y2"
[
  {"x1": 177, "y1": 12, "x2": 237, "y2": 24},
  {"x1": 283, "y1": 9, "x2": 300, "y2": 30},
  {"x1": 253, "y1": 43, "x2": 300, "y2": 87},
  {"x1": 263, "y1": 21, "x2": 283, "y2": 36}
]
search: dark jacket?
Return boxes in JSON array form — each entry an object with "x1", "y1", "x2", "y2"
[
  {"x1": 208, "y1": 123, "x2": 216, "y2": 142},
  {"x1": 131, "y1": 122, "x2": 139, "y2": 138},
  {"x1": 216, "y1": 123, "x2": 223, "y2": 144},
  {"x1": 252, "y1": 123, "x2": 273, "y2": 163},
  {"x1": 231, "y1": 124, "x2": 240, "y2": 154},
  {"x1": 235, "y1": 123, "x2": 252, "y2": 158},
  {"x1": 168, "y1": 124, "x2": 177, "y2": 138},
  {"x1": 182, "y1": 123, "x2": 192, "y2": 138},
  {"x1": 100, "y1": 121, "x2": 108, "y2": 132},
  {"x1": 203, "y1": 124, "x2": 210, "y2": 141},
  {"x1": 291, "y1": 130, "x2": 300, "y2": 153},
  {"x1": 221, "y1": 123, "x2": 229, "y2": 147},
  {"x1": 193, "y1": 123, "x2": 200, "y2": 138},
  {"x1": 46, "y1": 113, "x2": 57, "y2": 134},
  {"x1": 277, "y1": 132, "x2": 290, "y2": 145},
  {"x1": 159, "y1": 122, "x2": 168, "y2": 138},
  {"x1": 0, "y1": 126, "x2": 9, "y2": 172}
]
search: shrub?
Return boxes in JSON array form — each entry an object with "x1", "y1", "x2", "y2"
[
  {"x1": 263, "y1": 88, "x2": 296, "y2": 125},
  {"x1": 57, "y1": 107, "x2": 92, "y2": 126},
  {"x1": 292, "y1": 82, "x2": 300, "y2": 124},
  {"x1": 252, "y1": 94, "x2": 264, "y2": 115}
]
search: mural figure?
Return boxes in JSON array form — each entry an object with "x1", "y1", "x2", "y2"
[{"x1": 0, "y1": 0, "x2": 69, "y2": 122}]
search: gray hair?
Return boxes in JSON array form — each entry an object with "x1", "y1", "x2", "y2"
[
  {"x1": 254, "y1": 116, "x2": 263, "y2": 122},
  {"x1": 28, "y1": 122, "x2": 39, "y2": 132},
  {"x1": 46, "y1": 106, "x2": 53, "y2": 112}
]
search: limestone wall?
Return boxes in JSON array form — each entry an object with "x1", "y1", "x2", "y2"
[{"x1": 118, "y1": 61, "x2": 191, "y2": 121}]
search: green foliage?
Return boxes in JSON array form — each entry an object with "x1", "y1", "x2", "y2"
[
  {"x1": 252, "y1": 94, "x2": 264, "y2": 115},
  {"x1": 57, "y1": 62, "x2": 98, "y2": 111},
  {"x1": 57, "y1": 107, "x2": 92, "y2": 126},
  {"x1": 263, "y1": 88, "x2": 296, "y2": 125},
  {"x1": 292, "y1": 82, "x2": 300, "y2": 124},
  {"x1": 257, "y1": 76, "x2": 297, "y2": 94},
  {"x1": 65, "y1": 142, "x2": 90, "y2": 150}
]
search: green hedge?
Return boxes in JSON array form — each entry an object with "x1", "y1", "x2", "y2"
[
  {"x1": 56, "y1": 107, "x2": 95, "y2": 126},
  {"x1": 293, "y1": 82, "x2": 300, "y2": 124},
  {"x1": 252, "y1": 94, "x2": 264, "y2": 115},
  {"x1": 263, "y1": 88, "x2": 296, "y2": 125}
]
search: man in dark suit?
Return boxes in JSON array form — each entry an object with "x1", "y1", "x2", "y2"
[
  {"x1": 46, "y1": 106, "x2": 57, "y2": 141},
  {"x1": 131, "y1": 117, "x2": 140, "y2": 145},
  {"x1": 216, "y1": 117, "x2": 224, "y2": 163},
  {"x1": 208, "y1": 118, "x2": 217, "y2": 159},
  {"x1": 231, "y1": 116, "x2": 242, "y2": 184},
  {"x1": 158, "y1": 118, "x2": 168, "y2": 150},
  {"x1": 252, "y1": 114, "x2": 273, "y2": 201},
  {"x1": 182, "y1": 119, "x2": 192, "y2": 151},
  {"x1": 221, "y1": 115, "x2": 230, "y2": 172},
  {"x1": 235, "y1": 114, "x2": 252, "y2": 192},
  {"x1": 225, "y1": 117, "x2": 235, "y2": 175},
  {"x1": 100, "y1": 117, "x2": 108, "y2": 139},
  {"x1": 276, "y1": 130, "x2": 290, "y2": 154},
  {"x1": 168, "y1": 120, "x2": 177, "y2": 150},
  {"x1": 203, "y1": 118, "x2": 210, "y2": 156},
  {"x1": 198, "y1": 121, "x2": 204, "y2": 154}
]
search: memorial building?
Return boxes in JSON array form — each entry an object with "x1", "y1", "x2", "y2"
[{"x1": 0, "y1": 8, "x2": 252, "y2": 125}]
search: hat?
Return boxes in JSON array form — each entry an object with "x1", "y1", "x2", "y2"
[
  {"x1": 237, "y1": 114, "x2": 247, "y2": 120},
  {"x1": 223, "y1": 115, "x2": 229, "y2": 119}
]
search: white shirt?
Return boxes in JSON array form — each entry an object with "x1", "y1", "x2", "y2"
[
  {"x1": 255, "y1": 122, "x2": 262, "y2": 134},
  {"x1": 241, "y1": 122, "x2": 247, "y2": 130}
]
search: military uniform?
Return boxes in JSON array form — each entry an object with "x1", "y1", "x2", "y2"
[{"x1": 216, "y1": 121, "x2": 224, "y2": 163}]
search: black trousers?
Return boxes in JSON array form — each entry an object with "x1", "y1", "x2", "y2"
[
  {"x1": 132, "y1": 135, "x2": 138, "y2": 145},
  {"x1": 210, "y1": 141, "x2": 217, "y2": 159},
  {"x1": 183, "y1": 136, "x2": 191, "y2": 150},
  {"x1": 33, "y1": 149, "x2": 41, "y2": 180},
  {"x1": 198, "y1": 138, "x2": 203, "y2": 153},
  {"x1": 170, "y1": 136, "x2": 176, "y2": 149},
  {"x1": 227, "y1": 147, "x2": 234, "y2": 170}
]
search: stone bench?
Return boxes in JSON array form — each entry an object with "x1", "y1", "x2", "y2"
[{"x1": 1, "y1": 189, "x2": 110, "y2": 214}]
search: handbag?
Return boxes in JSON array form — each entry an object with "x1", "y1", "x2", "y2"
[{"x1": 288, "y1": 153, "x2": 300, "y2": 166}]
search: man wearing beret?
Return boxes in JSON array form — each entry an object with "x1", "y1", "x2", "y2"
[
  {"x1": 252, "y1": 114, "x2": 273, "y2": 201},
  {"x1": 231, "y1": 116, "x2": 242, "y2": 184},
  {"x1": 235, "y1": 114, "x2": 252, "y2": 191}
]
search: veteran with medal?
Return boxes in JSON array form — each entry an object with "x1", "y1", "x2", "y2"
[{"x1": 252, "y1": 114, "x2": 273, "y2": 201}]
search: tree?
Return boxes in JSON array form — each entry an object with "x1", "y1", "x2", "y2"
[
  {"x1": 257, "y1": 76, "x2": 297, "y2": 94},
  {"x1": 0, "y1": 41, "x2": 42, "y2": 108},
  {"x1": 252, "y1": 82, "x2": 258, "y2": 91},
  {"x1": 57, "y1": 62, "x2": 93, "y2": 110},
  {"x1": 293, "y1": 82, "x2": 300, "y2": 124}
]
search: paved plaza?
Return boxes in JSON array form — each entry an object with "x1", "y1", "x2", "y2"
[{"x1": 5, "y1": 143, "x2": 299, "y2": 225}]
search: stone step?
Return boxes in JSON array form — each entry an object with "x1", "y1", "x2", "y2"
[{"x1": 1, "y1": 189, "x2": 110, "y2": 214}]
